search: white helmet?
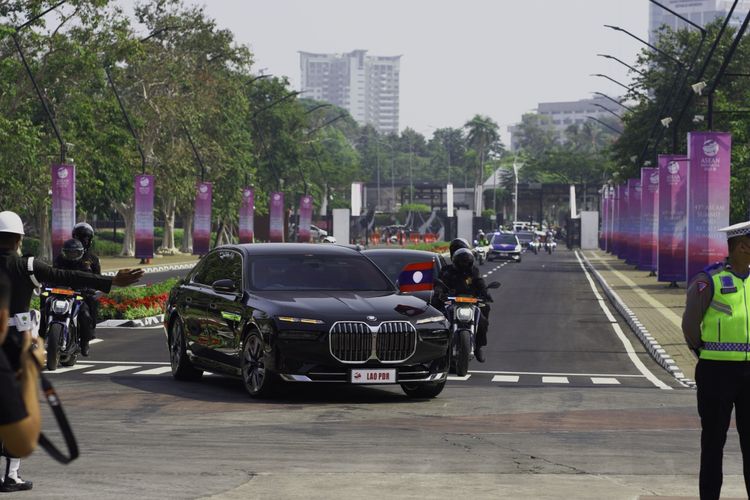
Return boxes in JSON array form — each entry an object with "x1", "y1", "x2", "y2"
[{"x1": 0, "y1": 211, "x2": 24, "y2": 235}]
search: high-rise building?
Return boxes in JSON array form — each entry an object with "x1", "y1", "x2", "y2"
[
  {"x1": 650, "y1": 0, "x2": 750, "y2": 43},
  {"x1": 508, "y1": 96, "x2": 621, "y2": 151},
  {"x1": 300, "y1": 50, "x2": 401, "y2": 134}
]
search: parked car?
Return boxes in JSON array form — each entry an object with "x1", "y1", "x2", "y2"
[
  {"x1": 488, "y1": 232, "x2": 522, "y2": 263},
  {"x1": 362, "y1": 248, "x2": 447, "y2": 304},
  {"x1": 164, "y1": 244, "x2": 451, "y2": 398},
  {"x1": 310, "y1": 224, "x2": 328, "y2": 241}
]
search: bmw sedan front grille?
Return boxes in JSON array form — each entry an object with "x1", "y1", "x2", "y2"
[
  {"x1": 329, "y1": 321, "x2": 416, "y2": 364},
  {"x1": 377, "y1": 321, "x2": 417, "y2": 362},
  {"x1": 330, "y1": 322, "x2": 371, "y2": 362}
]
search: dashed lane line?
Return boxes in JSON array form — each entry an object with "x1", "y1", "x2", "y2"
[
  {"x1": 492, "y1": 375, "x2": 520, "y2": 383},
  {"x1": 46, "y1": 364, "x2": 95, "y2": 374},
  {"x1": 591, "y1": 377, "x2": 621, "y2": 385},
  {"x1": 542, "y1": 376, "x2": 569, "y2": 384},
  {"x1": 133, "y1": 366, "x2": 173, "y2": 375},
  {"x1": 84, "y1": 365, "x2": 136, "y2": 375}
]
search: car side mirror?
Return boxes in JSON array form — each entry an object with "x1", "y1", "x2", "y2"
[
  {"x1": 212, "y1": 279, "x2": 237, "y2": 294},
  {"x1": 487, "y1": 281, "x2": 501, "y2": 289}
]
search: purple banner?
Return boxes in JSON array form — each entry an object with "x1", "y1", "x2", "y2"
[
  {"x1": 687, "y1": 132, "x2": 731, "y2": 279},
  {"x1": 612, "y1": 185, "x2": 623, "y2": 256},
  {"x1": 658, "y1": 156, "x2": 688, "y2": 283},
  {"x1": 239, "y1": 187, "x2": 255, "y2": 244},
  {"x1": 193, "y1": 182, "x2": 212, "y2": 255},
  {"x1": 639, "y1": 168, "x2": 658, "y2": 272},
  {"x1": 298, "y1": 195, "x2": 313, "y2": 243},
  {"x1": 617, "y1": 184, "x2": 630, "y2": 260},
  {"x1": 626, "y1": 179, "x2": 641, "y2": 265},
  {"x1": 51, "y1": 164, "x2": 76, "y2": 258},
  {"x1": 606, "y1": 186, "x2": 615, "y2": 253},
  {"x1": 134, "y1": 174, "x2": 154, "y2": 259},
  {"x1": 269, "y1": 192, "x2": 284, "y2": 243},
  {"x1": 599, "y1": 189, "x2": 607, "y2": 250}
]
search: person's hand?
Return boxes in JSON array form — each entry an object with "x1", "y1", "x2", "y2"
[
  {"x1": 112, "y1": 268, "x2": 145, "y2": 287},
  {"x1": 19, "y1": 332, "x2": 44, "y2": 370}
]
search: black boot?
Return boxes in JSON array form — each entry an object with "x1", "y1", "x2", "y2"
[
  {"x1": 80, "y1": 339, "x2": 90, "y2": 357},
  {"x1": 475, "y1": 346, "x2": 486, "y2": 363}
]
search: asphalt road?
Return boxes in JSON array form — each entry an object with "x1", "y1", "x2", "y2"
[{"x1": 19, "y1": 248, "x2": 748, "y2": 499}]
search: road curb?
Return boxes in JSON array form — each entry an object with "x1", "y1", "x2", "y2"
[
  {"x1": 102, "y1": 262, "x2": 195, "y2": 276},
  {"x1": 98, "y1": 314, "x2": 165, "y2": 328},
  {"x1": 578, "y1": 251, "x2": 696, "y2": 388}
]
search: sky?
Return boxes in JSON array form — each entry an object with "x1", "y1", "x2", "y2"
[{"x1": 120, "y1": 0, "x2": 650, "y2": 145}]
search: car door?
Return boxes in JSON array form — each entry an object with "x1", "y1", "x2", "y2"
[
  {"x1": 186, "y1": 252, "x2": 223, "y2": 358},
  {"x1": 202, "y1": 249, "x2": 245, "y2": 368}
]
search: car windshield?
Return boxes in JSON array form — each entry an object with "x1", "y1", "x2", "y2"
[
  {"x1": 515, "y1": 232, "x2": 533, "y2": 243},
  {"x1": 492, "y1": 234, "x2": 517, "y2": 245},
  {"x1": 365, "y1": 253, "x2": 433, "y2": 283},
  {"x1": 248, "y1": 254, "x2": 394, "y2": 291}
]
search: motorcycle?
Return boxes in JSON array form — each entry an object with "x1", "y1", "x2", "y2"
[
  {"x1": 442, "y1": 281, "x2": 500, "y2": 377},
  {"x1": 545, "y1": 239, "x2": 557, "y2": 254},
  {"x1": 41, "y1": 287, "x2": 86, "y2": 371},
  {"x1": 472, "y1": 240, "x2": 488, "y2": 265}
]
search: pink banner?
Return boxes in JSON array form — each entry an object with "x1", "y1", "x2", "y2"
[
  {"x1": 298, "y1": 195, "x2": 313, "y2": 242},
  {"x1": 51, "y1": 164, "x2": 76, "y2": 258},
  {"x1": 658, "y1": 156, "x2": 688, "y2": 283},
  {"x1": 639, "y1": 168, "x2": 658, "y2": 272},
  {"x1": 687, "y1": 132, "x2": 731, "y2": 279},
  {"x1": 617, "y1": 184, "x2": 629, "y2": 260},
  {"x1": 134, "y1": 174, "x2": 154, "y2": 259},
  {"x1": 626, "y1": 179, "x2": 641, "y2": 265},
  {"x1": 269, "y1": 192, "x2": 284, "y2": 242},
  {"x1": 193, "y1": 182, "x2": 212, "y2": 255},
  {"x1": 605, "y1": 186, "x2": 614, "y2": 253},
  {"x1": 239, "y1": 187, "x2": 255, "y2": 244},
  {"x1": 612, "y1": 185, "x2": 623, "y2": 256}
]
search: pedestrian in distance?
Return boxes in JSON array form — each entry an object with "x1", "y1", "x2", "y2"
[{"x1": 682, "y1": 220, "x2": 750, "y2": 500}]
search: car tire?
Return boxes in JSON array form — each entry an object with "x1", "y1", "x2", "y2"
[
  {"x1": 46, "y1": 323, "x2": 62, "y2": 371},
  {"x1": 241, "y1": 331, "x2": 276, "y2": 398},
  {"x1": 401, "y1": 380, "x2": 446, "y2": 398},
  {"x1": 169, "y1": 317, "x2": 203, "y2": 381}
]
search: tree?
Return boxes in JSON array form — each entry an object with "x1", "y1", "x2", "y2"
[{"x1": 464, "y1": 115, "x2": 504, "y2": 213}]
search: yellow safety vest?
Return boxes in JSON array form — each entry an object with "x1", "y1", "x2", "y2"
[{"x1": 701, "y1": 268, "x2": 750, "y2": 361}]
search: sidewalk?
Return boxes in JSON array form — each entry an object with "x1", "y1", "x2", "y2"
[
  {"x1": 99, "y1": 253, "x2": 200, "y2": 273},
  {"x1": 582, "y1": 249, "x2": 697, "y2": 382}
]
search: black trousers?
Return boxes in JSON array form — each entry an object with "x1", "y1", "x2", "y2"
[
  {"x1": 696, "y1": 359, "x2": 750, "y2": 500},
  {"x1": 476, "y1": 304, "x2": 490, "y2": 348}
]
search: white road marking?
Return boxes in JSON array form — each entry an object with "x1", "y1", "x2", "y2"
[
  {"x1": 591, "y1": 377, "x2": 620, "y2": 385},
  {"x1": 44, "y1": 364, "x2": 95, "y2": 374},
  {"x1": 542, "y1": 376, "x2": 569, "y2": 384},
  {"x1": 447, "y1": 374, "x2": 471, "y2": 381},
  {"x1": 82, "y1": 360, "x2": 169, "y2": 365},
  {"x1": 574, "y1": 251, "x2": 672, "y2": 391},
  {"x1": 469, "y1": 369, "x2": 644, "y2": 378},
  {"x1": 492, "y1": 375, "x2": 520, "y2": 383},
  {"x1": 133, "y1": 366, "x2": 173, "y2": 375},
  {"x1": 89, "y1": 339, "x2": 104, "y2": 345},
  {"x1": 85, "y1": 365, "x2": 138, "y2": 375}
]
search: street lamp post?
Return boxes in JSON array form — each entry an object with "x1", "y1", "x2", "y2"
[
  {"x1": 513, "y1": 160, "x2": 523, "y2": 225},
  {"x1": 592, "y1": 91, "x2": 634, "y2": 112}
]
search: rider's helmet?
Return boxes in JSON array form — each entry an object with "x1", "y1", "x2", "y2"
[
  {"x1": 452, "y1": 248, "x2": 475, "y2": 273},
  {"x1": 61, "y1": 238, "x2": 84, "y2": 262},
  {"x1": 449, "y1": 238, "x2": 470, "y2": 258},
  {"x1": 0, "y1": 211, "x2": 24, "y2": 236},
  {"x1": 72, "y1": 222, "x2": 95, "y2": 251}
]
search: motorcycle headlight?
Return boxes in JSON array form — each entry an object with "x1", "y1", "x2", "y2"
[
  {"x1": 52, "y1": 299, "x2": 70, "y2": 315},
  {"x1": 455, "y1": 306, "x2": 474, "y2": 322}
]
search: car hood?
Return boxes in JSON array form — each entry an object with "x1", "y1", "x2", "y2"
[{"x1": 248, "y1": 290, "x2": 439, "y2": 322}]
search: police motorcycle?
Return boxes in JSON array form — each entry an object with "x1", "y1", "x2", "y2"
[
  {"x1": 439, "y1": 280, "x2": 500, "y2": 377},
  {"x1": 545, "y1": 237, "x2": 557, "y2": 254},
  {"x1": 41, "y1": 286, "x2": 85, "y2": 370},
  {"x1": 472, "y1": 240, "x2": 488, "y2": 265}
]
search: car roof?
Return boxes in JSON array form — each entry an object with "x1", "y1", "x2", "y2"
[
  {"x1": 220, "y1": 243, "x2": 364, "y2": 258},
  {"x1": 362, "y1": 248, "x2": 438, "y2": 259}
]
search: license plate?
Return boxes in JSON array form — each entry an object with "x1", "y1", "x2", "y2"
[
  {"x1": 499, "y1": 253, "x2": 508, "y2": 257},
  {"x1": 350, "y1": 368, "x2": 397, "y2": 384}
]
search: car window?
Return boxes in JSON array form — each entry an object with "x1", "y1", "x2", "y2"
[
  {"x1": 365, "y1": 253, "x2": 436, "y2": 283},
  {"x1": 492, "y1": 234, "x2": 517, "y2": 245},
  {"x1": 192, "y1": 250, "x2": 242, "y2": 287},
  {"x1": 248, "y1": 254, "x2": 394, "y2": 291}
]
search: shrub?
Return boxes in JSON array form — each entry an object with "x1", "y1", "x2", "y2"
[
  {"x1": 398, "y1": 203, "x2": 431, "y2": 214},
  {"x1": 22, "y1": 237, "x2": 41, "y2": 257}
]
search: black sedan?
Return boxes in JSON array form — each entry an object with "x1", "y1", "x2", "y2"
[
  {"x1": 362, "y1": 248, "x2": 447, "y2": 303},
  {"x1": 164, "y1": 244, "x2": 450, "y2": 398}
]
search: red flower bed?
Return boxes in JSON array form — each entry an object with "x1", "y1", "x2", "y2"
[{"x1": 98, "y1": 293, "x2": 169, "y2": 314}]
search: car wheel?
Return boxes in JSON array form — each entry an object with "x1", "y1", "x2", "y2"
[
  {"x1": 401, "y1": 380, "x2": 446, "y2": 398},
  {"x1": 169, "y1": 317, "x2": 203, "y2": 381},
  {"x1": 241, "y1": 331, "x2": 276, "y2": 398}
]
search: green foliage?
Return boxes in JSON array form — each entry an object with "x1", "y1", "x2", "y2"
[
  {"x1": 481, "y1": 209, "x2": 496, "y2": 218},
  {"x1": 121, "y1": 305, "x2": 163, "y2": 320},
  {"x1": 398, "y1": 203, "x2": 431, "y2": 214},
  {"x1": 106, "y1": 277, "x2": 179, "y2": 301}
]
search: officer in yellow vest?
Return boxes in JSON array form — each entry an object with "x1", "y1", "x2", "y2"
[{"x1": 683, "y1": 221, "x2": 750, "y2": 500}]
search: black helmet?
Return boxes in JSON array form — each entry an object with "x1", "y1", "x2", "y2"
[
  {"x1": 61, "y1": 238, "x2": 84, "y2": 262},
  {"x1": 452, "y1": 247, "x2": 474, "y2": 273},
  {"x1": 72, "y1": 222, "x2": 94, "y2": 250},
  {"x1": 449, "y1": 238, "x2": 470, "y2": 258}
]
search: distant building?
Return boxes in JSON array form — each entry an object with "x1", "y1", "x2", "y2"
[
  {"x1": 508, "y1": 96, "x2": 620, "y2": 151},
  {"x1": 299, "y1": 50, "x2": 401, "y2": 134},
  {"x1": 650, "y1": 0, "x2": 750, "y2": 43}
]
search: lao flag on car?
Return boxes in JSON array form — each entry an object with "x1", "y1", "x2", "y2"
[{"x1": 398, "y1": 261, "x2": 434, "y2": 292}]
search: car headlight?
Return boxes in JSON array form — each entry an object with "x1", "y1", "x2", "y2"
[
  {"x1": 277, "y1": 316, "x2": 325, "y2": 325},
  {"x1": 52, "y1": 300, "x2": 70, "y2": 315},
  {"x1": 455, "y1": 306, "x2": 474, "y2": 322},
  {"x1": 416, "y1": 315, "x2": 446, "y2": 325},
  {"x1": 516, "y1": 245, "x2": 522, "y2": 252}
]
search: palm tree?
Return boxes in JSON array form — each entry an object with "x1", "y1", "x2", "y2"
[{"x1": 464, "y1": 115, "x2": 501, "y2": 213}]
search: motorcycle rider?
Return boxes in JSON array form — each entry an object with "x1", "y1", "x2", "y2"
[
  {"x1": 53, "y1": 223, "x2": 101, "y2": 356},
  {"x1": 476, "y1": 230, "x2": 489, "y2": 247},
  {"x1": 435, "y1": 240, "x2": 493, "y2": 362},
  {"x1": 0, "y1": 211, "x2": 142, "y2": 492}
]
